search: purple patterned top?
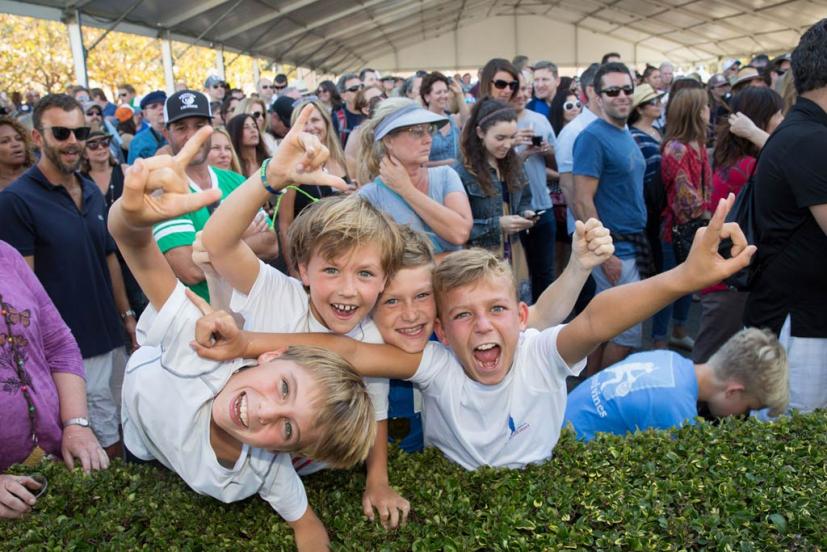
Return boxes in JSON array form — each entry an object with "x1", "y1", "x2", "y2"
[{"x1": 0, "y1": 240, "x2": 85, "y2": 471}]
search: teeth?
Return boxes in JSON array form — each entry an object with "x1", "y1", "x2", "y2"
[
  {"x1": 397, "y1": 325, "x2": 424, "y2": 335},
  {"x1": 476, "y1": 343, "x2": 497, "y2": 351},
  {"x1": 239, "y1": 393, "x2": 248, "y2": 428},
  {"x1": 332, "y1": 303, "x2": 357, "y2": 313}
]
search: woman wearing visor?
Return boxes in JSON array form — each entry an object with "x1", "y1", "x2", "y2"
[{"x1": 357, "y1": 98, "x2": 472, "y2": 256}]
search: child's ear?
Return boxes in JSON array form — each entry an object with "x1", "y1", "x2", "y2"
[
  {"x1": 723, "y1": 380, "x2": 746, "y2": 398},
  {"x1": 297, "y1": 262, "x2": 311, "y2": 286},
  {"x1": 433, "y1": 316, "x2": 450, "y2": 346},
  {"x1": 518, "y1": 301, "x2": 529, "y2": 330},
  {"x1": 257, "y1": 348, "x2": 288, "y2": 365}
]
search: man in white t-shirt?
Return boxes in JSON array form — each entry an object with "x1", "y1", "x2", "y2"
[
  {"x1": 107, "y1": 127, "x2": 377, "y2": 549},
  {"x1": 193, "y1": 200, "x2": 755, "y2": 470}
]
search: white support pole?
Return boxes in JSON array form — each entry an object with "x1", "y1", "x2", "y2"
[
  {"x1": 161, "y1": 32, "x2": 175, "y2": 95},
  {"x1": 66, "y1": 10, "x2": 88, "y2": 87},
  {"x1": 215, "y1": 44, "x2": 226, "y2": 80},
  {"x1": 253, "y1": 59, "x2": 261, "y2": 85}
]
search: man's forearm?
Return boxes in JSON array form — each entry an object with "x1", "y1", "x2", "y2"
[{"x1": 107, "y1": 254, "x2": 130, "y2": 314}]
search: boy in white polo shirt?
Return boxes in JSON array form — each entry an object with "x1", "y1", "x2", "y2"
[{"x1": 108, "y1": 124, "x2": 376, "y2": 549}]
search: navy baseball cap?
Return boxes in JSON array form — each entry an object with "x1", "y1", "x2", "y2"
[
  {"x1": 140, "y1": 90, "x2": 167, "y2": 110},
  {"x1": 164, "y1": 90, "x2": 212, "y2": 125}
]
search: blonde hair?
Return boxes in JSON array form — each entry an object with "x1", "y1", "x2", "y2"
[
  {"x1": 287, "y1": 194, "x2": 404, "y2": 279},
  {"x1": 432, "y1": 248, "x2": 517, "y2": 307},
  {"x1": 278, "y1": 346, "x2": 376, "y2": 468},
  {"x1": 290, "y1": 99, "x2": 346, "y2": 172},
  {"x1": 210, "y1": 127, "x2": 242, "y2": 175},
  {"x1": 398, "y1": 226, "x2": 435, "y2": 270},
  {"x1": 235, "y1": 97, "x2": 267, "y2": 117},
  {"x1": 708, "y1": 328, "x2": 789, "y2": 416},
  {"x1": 357, "y1": 97, "x2": 416, "y2": 185}
]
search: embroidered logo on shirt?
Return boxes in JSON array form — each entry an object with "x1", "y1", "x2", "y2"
[{"x1": 507, "y1": 415, "x2": 529, "y2": 439}]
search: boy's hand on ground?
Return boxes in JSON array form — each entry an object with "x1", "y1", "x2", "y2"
[
  {"x1": 186, "y1": 289, "x2": 249, "y2": 360},
  {"x1": 679, "y1": 193, "x2": 756, "y2": 289},
  {"x1": 573, "y1": 218, "x2": 614, "y2": 271},
  {"x1": 362, "y1": 482, "x2": 410, "y2": 530},
  {"x1": 121, "y1": 127, "x2": 222, "y2": 226},
  {"x1": 266, "y1": 105, "x2": 349, "y2": 193}
]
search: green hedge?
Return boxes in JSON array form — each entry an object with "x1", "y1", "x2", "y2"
[{"x1": 3, "y1": 412, "x2": 826, "y2": 550}]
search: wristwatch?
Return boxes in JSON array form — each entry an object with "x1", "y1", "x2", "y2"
[
  {"x1": 63, "y1": 417, "x2": 90, "y2": 428},
  {"x1": 121, "y1": 309, "x2": 136, "y2": 320}
]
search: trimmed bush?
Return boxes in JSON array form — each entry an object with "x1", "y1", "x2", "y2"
[{"x1": 3, "y1": 412, "x2": 827, "y2": 550}]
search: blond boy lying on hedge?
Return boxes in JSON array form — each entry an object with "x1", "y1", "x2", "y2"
[
  {"x1": 108, "y1": 124, "x2": 374, "y2": 550},
  {"x1": 191, "y1": 195, "x2": 756, "y2": 471}
]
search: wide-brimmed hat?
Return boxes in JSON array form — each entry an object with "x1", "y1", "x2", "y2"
[
  {"x1": 731, "y1": 66, "x2": 764, "y2": 88},
  {"x1": 722, "y1": 58, "x2": 741, "y2": 73},
  {"x1": 373, "y1": 103, "x2": 448, "y2": 142},
  {"x1": 631, "y1": 83, "x2": 665, "y2": 110}
]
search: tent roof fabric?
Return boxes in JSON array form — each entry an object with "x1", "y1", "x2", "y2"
[{"x1": 3, "y1": 0, "x2": 821, "y2": 72}]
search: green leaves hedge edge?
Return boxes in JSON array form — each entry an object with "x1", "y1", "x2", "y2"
[{"x1": 3, "y1": 412, "x2": 826, "y2": 550}]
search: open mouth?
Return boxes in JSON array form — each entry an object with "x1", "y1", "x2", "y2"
[
  {"x1": 472, "y1": 343, "x2": 501, "y2": 373},
  {"x1": 396, "y1": 324, "x2": 426, "y2": 338},
  {"x1": 331, "y1": 303, "x2": 358, "y2": 319},
  {"x1": 231, "y1": 392, "x2": 249, "y2": 429}
]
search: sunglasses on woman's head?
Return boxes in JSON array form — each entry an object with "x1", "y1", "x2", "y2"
[
  {"x1": 86, "y1": 138, "x2": 111, "y2": 150},
  {"x1": 493, "y1": 79, "x2": 519, "y2": 91},
  {"x1": 564, "y1": 100, "x2": 582, "y2": 110},
  {"x1": 601, "y1": 86, "x2": 634, "y2": 97},
  {"x1": 40, "y1": 126, "x2": 92, "y2": 141}
]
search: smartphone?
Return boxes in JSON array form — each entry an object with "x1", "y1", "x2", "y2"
[
  {"x1": 533, "y1": 209, "x2": 547, "y2": 218},
  {"x1": 531, "y1": 135, "x2": 543, "y2": 147}
]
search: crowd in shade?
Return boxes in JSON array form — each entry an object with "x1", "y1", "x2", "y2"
[{"x1": 0, "y1": 17, "x2": 825, "y2": 549}]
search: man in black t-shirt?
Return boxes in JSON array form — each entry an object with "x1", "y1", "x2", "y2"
[{"x1": 745, "y1": 18, "x2": 827, "y2": 414}]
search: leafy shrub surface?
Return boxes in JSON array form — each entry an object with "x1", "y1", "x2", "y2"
[{"x1": 3, "y1": 413, "x2": 826, "y2": 550}]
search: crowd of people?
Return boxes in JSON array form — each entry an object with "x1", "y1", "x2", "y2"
[{"x1": 0, "y1": 17, "x2": 825, "y2": 549}]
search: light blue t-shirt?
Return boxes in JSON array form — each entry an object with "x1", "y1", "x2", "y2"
[
  {"x1": 358, "y1": 165, "x2": 466, "y2": 254},
  {"x1": 572, "y1": 118, "x2": 646, "y2": 259},
  {"x1": 554, "y1": 106, "x2": 598, "y2": 236},
  {"x1": 516, "y1": 109, "x2": 556, "y2": 211},
  {"x1": 564, "y1": 350, "x2": 698, "y2": 442}
]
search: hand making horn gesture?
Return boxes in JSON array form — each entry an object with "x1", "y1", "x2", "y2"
[{"x1": 264, "y1": 104, "x2": 351, "y2": 193}]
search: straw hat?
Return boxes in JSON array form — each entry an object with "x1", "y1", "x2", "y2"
[
  {"x1": 631, "y1": 83, "x2": 665, "y2": 110},
  {"x1": 730, "y1": 66, "x2": 764, "y2": 88}
]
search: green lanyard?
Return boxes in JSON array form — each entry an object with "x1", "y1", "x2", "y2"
[{"x1": 268, "y1": 185, "x2": 321, "y2": 230}]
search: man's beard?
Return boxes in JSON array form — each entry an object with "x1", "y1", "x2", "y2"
[{"x1": 42, "y1": 141, "x2": 82, "y2": 174}]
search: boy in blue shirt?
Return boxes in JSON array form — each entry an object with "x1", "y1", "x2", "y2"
[{"x1": 564, "y1": 328, "x2": 788, "y2": 441}]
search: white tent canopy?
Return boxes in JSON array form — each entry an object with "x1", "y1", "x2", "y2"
[{"x1": 1, "y1": 0, "x2": 822, "y2": 77}]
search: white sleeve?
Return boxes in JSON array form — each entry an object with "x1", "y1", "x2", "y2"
[
  {"x1": 229, "y1": 260, "x2": 309, "y2": 332},
  {"x1": 407, "y1": 342, "x2": 454, "y2": 389},
  {"x1": 364, "y1": 377, "x2": 389, "y2": 421},
  {"x1": 521, "y1": 325, "x2": 586, "y2": 389},
  {"x1": 259, "y1": 453, "x2": 309, "y2": 523},
  {"x1": 555, "y1": 129, "x2": 575, "y2": 173}
]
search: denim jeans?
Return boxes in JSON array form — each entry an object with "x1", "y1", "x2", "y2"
[
  {"x1": 519, "y1": 209, "x2": 556, "y2": 303},
  {"x1": 652, "y1": 240, "x2": 691, "y2": 341}
]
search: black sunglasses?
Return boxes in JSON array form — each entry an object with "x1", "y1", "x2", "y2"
[
  {"x1": 250, "y1": 112, "x2": 264, "y2": 119},
  {"x1": 85, "y1": 109, "x2": 102, "y2": 116},
  {"x1": 86, "y1": 137, "x2": 111, "y2": 150},
  {"x1": 41, "y1": 126, "x2": 92, "y2": 141},
  {"x1": 260, "y1": 84, "x2": 273, "y2": 89},
  {"x1": 602, "y1": 86, "x2": 635, "y2": 97},
  {"x1": 274, "y1": 84, "x2": 287, "y2": 90},
  {"x1": 346, "y1": 84, "x2": 365, "y2": 93},
  {"x1": 493, "y1": 79, "x2": 519, "y2": 91}
]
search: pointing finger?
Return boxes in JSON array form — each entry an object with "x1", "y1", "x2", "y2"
[{"x1": 186, "y1": 288, "x2": 214, "y2": 316}]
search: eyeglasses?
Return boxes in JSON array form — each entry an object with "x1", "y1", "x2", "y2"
[
  {"x1": 563, "y1": 100, "x2": 582, "y2": 110},
  {"x1": 40, "y1": 126, "x2": 92, "y2": 141},
  {"x1": 211, "y1": 84, "x2": 224, "y2": 89},
  {"x1": 601, "y1": 86, "x2": 635, "y2": 97},
  {"x1": 250, "y1": 111, "x2": 264, "y2": 119},
  {"x1": 85, "y1": 109, "x2": 102, "y2": 117},
  {"x1": 400, "y1": 124, "x2": 437, "y2": 139},
  {"x1": 493, "y1": 79, "x2": 519, "y2": 91},
  {"x1": 274, "y1": 84, "x2": 287, "y2": 91},
  {"x1": 346, "y1": 84, "x2": 365, "y2": 93},
  {"x1": 774, "y1": 69, "x2": 787, "y2": 76},
  {"x1": 86, "y1": 138, "x2": 111, "y2": 150}
]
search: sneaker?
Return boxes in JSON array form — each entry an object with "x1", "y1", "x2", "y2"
[{"x1": 669, "y1": 335, "x2": 695, "y2": 351}]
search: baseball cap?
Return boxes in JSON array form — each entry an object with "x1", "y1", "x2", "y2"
[
  {"x1": 164, "y1": 90, "x2": 212, "y2": 125},
  {"x1": 82, "y1": 101, "x2": 102, "y2": 114},
  {"x1": 115, "y1": 105, "x2": 134, "y2": 123},
  {"x1": 274, "y1": 73, "x2": 288, "y2": 85},
  {"x1": 204, "y1": 75, "x2": 224, "y2": 89},
  {"x1": 140, "y1": 90, "x2": 167, "y2": 110},
  {"x1": 270, "y1": 95, "x2": 294, "y2": 127},
  {"x1": 722, "y1": 58, "x2": 741, "y2": 72}
]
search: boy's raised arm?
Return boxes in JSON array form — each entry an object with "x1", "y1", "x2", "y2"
[
  {"x1": 108, "y1": 128, "x2": 221, "y2": 311},
  {"x1": 203, "y1": 105, "x2": 350, "y2": 295},
  {"x1": 185, "y1": 290, "x2": 422, "y2": 380},
  {"x1": 527, "y1": 218, "x2": 614, "y2": 330},
  {"x1": 557, "y1": 195, "x2": 756, "y2": 366}
]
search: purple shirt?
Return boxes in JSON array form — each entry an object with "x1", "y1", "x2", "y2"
[{"x1": 0, "y1": 241, "x2": 84, "y2": 471}]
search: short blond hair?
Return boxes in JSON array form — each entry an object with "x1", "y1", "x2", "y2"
[
  {"x1": 432, "y1": 248, "x2": 517, "y2": 307},
  {"x1": 286, "y1": 194, "x2": 404, "y2": 278},
  {"x1": 279, "y1": 346, "x2": 376, "y2": 468},
  {"x1": 398, "y1": 226, "x2": 435, "y2": 270},
  {"x1": 708, "y1": 328, "x2": 789, "y2": 416}
]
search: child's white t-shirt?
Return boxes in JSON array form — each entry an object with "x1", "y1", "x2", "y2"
[
  {"x1": 230, "y1": 260, "x2": 389, "y2": 421},
  {"x1": 122, "y1": 282, "x2": 308, "y2": 522},
  {"x1": 409, "y1": 325, "x2": 585, "y2": 470}
]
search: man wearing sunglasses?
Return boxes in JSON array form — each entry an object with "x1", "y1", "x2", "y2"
[
  {"x1": 0, "y1": 94, "x2": 138, "y2": 459},
  {"x1": 332, "y1": 72, "x2": 365, "y2": 147},
  {"x1": 127, "y1": 90, "x2": 167, "y2": 164},
  {"x1": 257, "y1": 78, "x2": 275, "y2": 105},
  {"x1": 204, "y1": 75, "x2": 226, "y2": 103},
  {"x1": 572, "y1": 62, "x2": 648, "y2": 373}
]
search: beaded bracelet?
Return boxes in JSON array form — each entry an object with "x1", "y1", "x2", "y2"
[{"x1": 260, "y1": 158, "x2": 280, "y2": 194}]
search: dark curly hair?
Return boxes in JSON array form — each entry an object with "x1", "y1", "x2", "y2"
[
  {"x1": 791, "y1": 18, "x2": 827, "y2": 94},
  {"x1": 0, "y1": 116, "x2": 36, "y2": 169},
  {"x1": 713, "y1": 87, "x2": 783, "y2": 170},
  {"x1": 419, "y1": 71, "x2": 451, "y2": 107},
  {"x1": 460, "y1": 98, "x2": 525, "y2": 197}
]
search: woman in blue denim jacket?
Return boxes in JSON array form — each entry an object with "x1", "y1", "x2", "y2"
[{"x1": 454, "y1": 98, "x2": 535, "y2": 254}]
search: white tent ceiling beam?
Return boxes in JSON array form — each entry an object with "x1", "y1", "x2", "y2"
[
  {"x1": 160, "y1": 0, "x2": 229, "y2": 29},
  {"x1": 176, "y1": 0, "x2": 244, "y2": 58},
  {"x1": 213, "y1": 0, "x2": 320, "y2": 42}
]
